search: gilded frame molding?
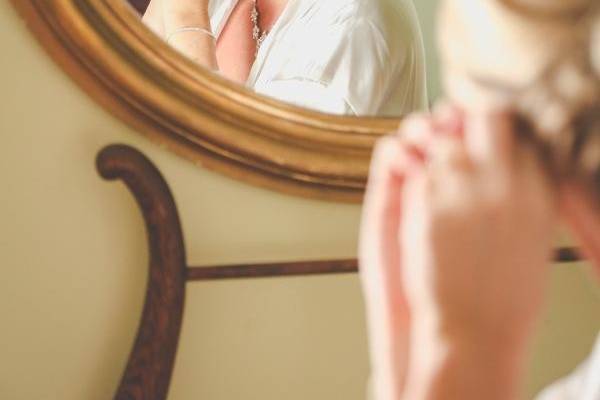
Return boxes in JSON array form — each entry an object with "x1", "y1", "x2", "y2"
[{"x1": 11, "y1": 0, "x2": 402, "y2": 202}]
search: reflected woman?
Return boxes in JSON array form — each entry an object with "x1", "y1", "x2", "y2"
[{"x1": 140, "y1": 0, "x2": 428, "y2": 116}]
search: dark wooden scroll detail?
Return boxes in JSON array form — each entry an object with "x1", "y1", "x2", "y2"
[
  {"x1": 126, "y1": 0, "x2": 151, "y2": 14},
  {"x1": 95, "y1": 144, "x2": 582, "y2": 400},
  {"x1": 97, "y1": 145, "x2": 187, "y2": 400},
  {"x1": 187, "y1": 247, "x2": 581, "y2": 281},
  {"x1": 187, "y1": 259, "x2": 358, "y2": 281},
  {"x1": 556, "y1": 247, "x2": 582, "y2": 263}
]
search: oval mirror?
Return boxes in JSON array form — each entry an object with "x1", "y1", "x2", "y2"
[{"x1": 11, "y1": 0, "x2": 438, "y2": 201}]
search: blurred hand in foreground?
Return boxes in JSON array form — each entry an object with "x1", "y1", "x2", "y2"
[{"x1": 359, "y1": 106, "x2": 557, "y2": 400}]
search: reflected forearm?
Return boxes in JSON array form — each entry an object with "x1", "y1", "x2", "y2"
[
  {"x1": 142, "y1": 0, "x2": 165, "y2": 37},
  {"x1": 143, "y1": 0, "x2": 218, "y2": 71}
]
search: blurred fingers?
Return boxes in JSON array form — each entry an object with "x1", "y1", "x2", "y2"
[
  {"x1": 397, "y1": 113, "x2": 436, "y2": 162},
  {"x1": 360, "y1": 137, "x2": 414, "y2": 321},
  {"x1": 464, "y1": 109, "x2": 516, "y2": 174},
  {"x1": 360, "y1": 136, "x2": 419, "y2": 395},
  {"x1": 432, "y1": 101, "x2": 465, "y2": 137}
]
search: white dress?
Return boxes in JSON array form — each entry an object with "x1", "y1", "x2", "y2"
[
  {"x1": 536, "y1": 333, "x2": 600, "y2": 400},
  {"x1": 208, "y1": 0, "x2": 428, "y2": 116}
]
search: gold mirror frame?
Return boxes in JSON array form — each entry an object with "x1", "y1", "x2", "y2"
[{"x1": 12, "y1": 0, "x2": 402, "y2": 202}]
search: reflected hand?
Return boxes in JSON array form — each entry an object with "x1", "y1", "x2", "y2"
[
  {"x1": 142, "y1": 0, "x2": 217, "y2": 70},
  {"x1": 162, "y1": 0, "x2": 211, "y2": 33},
  {"x1": 143, "y1": 0, "x2": 165, "y2": 37},
  {"x1": 142, "y1": 0, "x2": 211, "y2": 37}
]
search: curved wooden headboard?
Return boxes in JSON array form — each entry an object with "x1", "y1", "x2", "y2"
[{"x1": 97, "y1": 144, "x2": 580, "y2": 399}]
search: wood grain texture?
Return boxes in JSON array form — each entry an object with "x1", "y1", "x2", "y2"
[
  {"x1": 11, "y1": 0, "x2": 400, "y2": 202},
  {"x1": 97, "y1": 145, "x2": 187, "y2": 400}
]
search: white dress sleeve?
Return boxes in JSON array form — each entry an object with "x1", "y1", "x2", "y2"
[
  {"x1": 249, "y1": 0, "x2": 428, "y2": 117},
  {"x1": 256, "y1": 16, "x2": 399, "y2": 116}
]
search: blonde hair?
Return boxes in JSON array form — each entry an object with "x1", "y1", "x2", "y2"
[{"x1": 439, "y1": 0, "x2": 600, "y2": 194}]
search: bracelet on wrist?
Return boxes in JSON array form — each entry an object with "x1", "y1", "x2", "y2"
[{"x1": 166, "y1": 27, "x2": 216, "y2": 44}]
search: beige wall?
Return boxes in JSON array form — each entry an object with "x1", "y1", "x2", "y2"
[
  {"x1": 0, "y1": 1, "x2": 598, "y2": 399},
  {"x1": 413, "y1": 0, "x2": 442, "y2": 101}
]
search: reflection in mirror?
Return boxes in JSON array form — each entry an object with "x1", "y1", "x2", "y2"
[{"x1": 127, "y1": 0, "x2": 429, "y2": 117}]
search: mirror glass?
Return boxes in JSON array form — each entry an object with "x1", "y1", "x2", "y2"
[{"x1": 126, "y1": 0, "x2": 439, "y2": 117}]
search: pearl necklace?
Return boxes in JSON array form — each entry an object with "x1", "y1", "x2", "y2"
[{"x1": 250, "y1": 0, "x2": 268, "y2": 57}]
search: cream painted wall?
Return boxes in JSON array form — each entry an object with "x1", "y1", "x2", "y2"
[
  {"x1": 0, "y1": 1, "x2": 599, "y2": 400},
  {"x1": 413, "y1": 1, "x2": 442, "y2": 102}
]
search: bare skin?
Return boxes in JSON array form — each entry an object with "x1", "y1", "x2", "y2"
[
  {"x1": 142, "y1": 0, "x2": 287, "y2": 83},
  {"x1": 360, "y1": 105, "x2": 600, "y2": 400}
]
